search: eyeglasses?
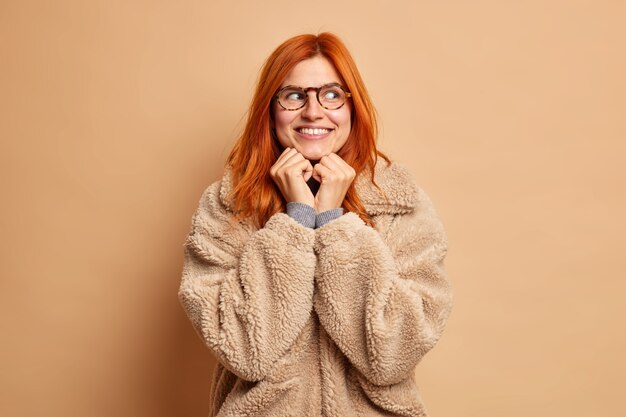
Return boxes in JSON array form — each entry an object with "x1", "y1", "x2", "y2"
[{"x1": 275, "y1": 83, "x2": 352, "y2": 111}]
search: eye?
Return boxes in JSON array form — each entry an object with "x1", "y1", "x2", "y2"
[
  {"x1": 320, "y1": 86, "x2": 344, "y2": 102},
  {"x1": 286, "y1": 92, "x2": 305, "y2": 101},
  {"x1": 280, "y1": 88, "x2": 306, "y2": 103}
]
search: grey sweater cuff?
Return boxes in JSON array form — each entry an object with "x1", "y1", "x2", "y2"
[
  {"x1": 315, "y1": 208, "x2": 344, "y2": 228},
  {"x1": 286, "y1": 202, "x2": 316, "y2": 229}
]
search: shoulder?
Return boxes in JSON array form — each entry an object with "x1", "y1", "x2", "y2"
[
  {"x1": 195, "y1": 176, "x2": 229, "y2": 219},
  {"x1": 185, "y1": 172, "x2": 252, "y2": 263},
  {"x1": 356, "y1": 159, "x2": 425, "y2": 216},
  {"x1": 189, "y1": 170, "x2": 245, "y2": 239},
  {"x1": 193, "y1": 166, "x2": 239, "y2": 217},
  {"x1": 364, "y1": 161, "x2": 447, "y2": 248},
  {"x1": 355, "y1": 159, "x2": 445, "y2": 242}
]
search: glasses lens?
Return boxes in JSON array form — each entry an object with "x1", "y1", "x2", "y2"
[
  {"x1": 277, "y1": 85, "x2": 349, "y2": 110},
  {"x1": 278, "y1": 87, "x2": 306, "y2": 110},
  {"x1": 319, "y1": 85, "x2": 346, "y2": 109}
]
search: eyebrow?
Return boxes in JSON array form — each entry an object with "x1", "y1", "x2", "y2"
[{"x1": 278, "y1": 82, "x2": 344, "y2": 89}]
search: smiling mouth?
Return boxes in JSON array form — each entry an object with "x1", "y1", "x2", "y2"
[{"x1": 296, "y1": 127, "x2": 333, "y2": 135}]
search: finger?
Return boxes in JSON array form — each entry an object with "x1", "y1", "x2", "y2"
[
  {"x1": 316, "y1": 155, "x2": 351, "y2": 183},
  {"x1": 271, "y1": 147, "x2": 298, "y2": 175},
  {"x1": 282, "y1": 156, "x2": 313, "y2": 182},
  {"x1": 312, "y1": 162, "x2": 332, "y2": 183},
  {"x1": 302, "y1": 161, "x2": 313, "y2": 182},
  {"x1": 272, "y1": 147, "x2": 293, "y2": 169},
  {"x1": 324, "y1": 153, "x2": 355, "y2": 177},
  {"x1": 276, "y1": 147, "x2": 297, "y2": 166},
  {"x1": 280, "y1": 152, "x2": 310, "y2": 176},
  {"x1": 318, "y1": 154, "x2": 343, "y2": 174}
]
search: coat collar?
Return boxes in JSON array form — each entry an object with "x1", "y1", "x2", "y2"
[{"x1": 219, "y1": 159, "x2": 418, "y2": 216}]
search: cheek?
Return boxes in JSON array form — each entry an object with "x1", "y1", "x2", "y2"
[
  {"x1": 272, "y1": 108, "x2": 293, "y2": 147},
  {"x1": 333, "y1": 108, "x2": 352, "y2": 132},
  {"x1": 273, "y1": 106, "x2": 295, "y2": 132}
]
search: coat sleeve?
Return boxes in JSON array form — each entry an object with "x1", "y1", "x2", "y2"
[
  {"x1": 312, "y1": 186, "x2": 453, "y2": 386},
  {"x1": 178, "y1": 182, "x2": 316, "y2": 382}
]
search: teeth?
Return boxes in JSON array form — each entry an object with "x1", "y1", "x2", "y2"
[{"x1": 299, "y1": 128, "x2": 330, "y2": 135}]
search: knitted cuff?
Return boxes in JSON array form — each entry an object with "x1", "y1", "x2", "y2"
[
  {"x1": 315, "y1": 208, "x2": 344, "y2": 228},
  {"x1": 286, "y1": 202, "x2": 316, "y2": 229}
]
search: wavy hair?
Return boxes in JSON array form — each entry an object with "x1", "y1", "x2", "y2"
[{"x1": 226, "y1": 32, "x2": 390, "y2": 228}]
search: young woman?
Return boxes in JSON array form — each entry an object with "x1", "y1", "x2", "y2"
[{"x1": 179, "y1": 32, "x2": 453, "y2": 417}]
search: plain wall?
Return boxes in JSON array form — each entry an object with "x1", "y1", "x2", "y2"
[{"x1": 1, "y1": 1, "x2": 625, "y2": 416}]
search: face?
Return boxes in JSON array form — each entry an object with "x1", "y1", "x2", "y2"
[{"x1": 272, "y1": 55, "x2": 352, "y2": 162}]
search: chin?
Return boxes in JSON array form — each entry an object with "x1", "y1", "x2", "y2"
[
  {"x1": 300, "y1": 150, "x2": 327, "y2": 162},
  {"x1": 292, "y1": 145, "x2": 324, "y2": 161}
]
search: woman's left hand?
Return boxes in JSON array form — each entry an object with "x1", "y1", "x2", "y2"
[{"x1": 312, "y1": 153, "x2": 356, "y2": 213}]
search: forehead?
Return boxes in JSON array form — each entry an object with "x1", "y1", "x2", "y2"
[{"x1": 281, "y1": 55, "x2": 343, "y2": 87}]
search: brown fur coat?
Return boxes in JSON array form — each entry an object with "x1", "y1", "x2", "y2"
[{"x1": 178, "y1": 159, "x2": 453, "y2": 416}]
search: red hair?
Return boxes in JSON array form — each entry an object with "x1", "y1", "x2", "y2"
[{"x1": 226, "y1": 32, "x2": 390, "y2": 228}]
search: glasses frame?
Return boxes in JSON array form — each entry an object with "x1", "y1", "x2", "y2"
[{"x1": 274, "y1": 83, "x2": 352, "y2": 111}]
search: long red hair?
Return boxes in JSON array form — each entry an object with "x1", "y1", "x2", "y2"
[{"x1": 226, "y1": 32, "x2": 390, "y2": 228}]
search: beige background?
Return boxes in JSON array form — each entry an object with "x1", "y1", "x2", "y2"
[{"x1": 1, "y1": 1, "x2": 625, "y2": 416}]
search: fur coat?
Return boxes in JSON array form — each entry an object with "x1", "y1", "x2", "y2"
[{"x1": 178, "y1": 159, "x2": 453, "y2": 417}]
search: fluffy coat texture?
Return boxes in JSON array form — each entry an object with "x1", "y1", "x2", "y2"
[{"x1": 178, "y1": 159, "x2": 453, "y2": 417}]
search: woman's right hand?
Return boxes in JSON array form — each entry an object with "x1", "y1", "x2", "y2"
[{"x1": 270, "y1": 147, "x2": 315, "y2": 207}]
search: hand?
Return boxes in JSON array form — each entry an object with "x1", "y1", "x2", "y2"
[
  {"x1": 312, "y1": 153, "x2": 356, "y2": 213},
  {"x1": 270, "y1": 147, "x2": 315, "y2": 207}
]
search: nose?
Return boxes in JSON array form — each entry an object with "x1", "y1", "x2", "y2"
[{"x1": 301, "y1": 91, "x2": 324, "y2": 120}]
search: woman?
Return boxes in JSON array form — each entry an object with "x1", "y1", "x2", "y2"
[{"x1": 178, "y1": 32, "x2": 453, "y2": 417}]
